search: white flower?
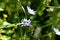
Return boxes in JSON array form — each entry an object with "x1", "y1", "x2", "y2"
[
  {"x1": 27, "y1": 6, "x2": 36, "y2": 15},
  {"x1": 53, "y1": 27, "x2": 60, "y2": 35},
  {"x1": 21, "y1": 18, "x2": 31, "y2": 26}
]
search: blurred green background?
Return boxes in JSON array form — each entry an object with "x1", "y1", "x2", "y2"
[{"x1": 0, "y1": 0, "x2": 60, "y2": 40}]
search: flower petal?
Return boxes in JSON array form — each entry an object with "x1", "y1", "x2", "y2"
[{"x1": 27, "y1": 6, "x2": 36, "y2": 15}]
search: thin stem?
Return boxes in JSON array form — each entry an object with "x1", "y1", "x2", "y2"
[
  {"x1": 47, "y1": 6, "x2": 60, "y2": 8},
  {"x1": 16, "y1": 1, "x2": 20, "y2": 23},
  {"x1": 18, "y1": 0, "x2": 27, "y2": 18},
  {"x1": 41, "y1": 23, "x2": 52, "y2": 28}
]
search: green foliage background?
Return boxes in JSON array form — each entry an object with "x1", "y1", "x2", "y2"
[{"x1": 0, "y1": 0, "x2": 60, "y2": 40}]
